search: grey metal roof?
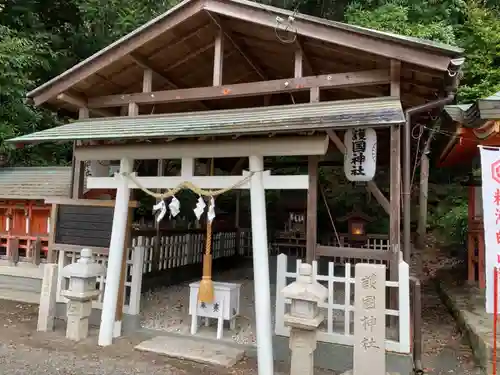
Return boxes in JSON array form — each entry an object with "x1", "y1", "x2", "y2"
[
  {"x1": 444, "y1": 91, "x2": 500, "y2": 127},
  {"x1": 26, "y1": 0, "x2": 462, "y2": 100},
  {"x1": 0, "y1": 167, "x2": 71, "y2": 199},
  {"x1": 479, "y1": 91, "x2": 500, "y2": 119},
  {"x1": 8, "y1": 98, "x2": 404, "y2": 144}
]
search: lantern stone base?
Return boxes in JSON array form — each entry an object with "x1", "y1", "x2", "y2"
[
  {"x1": 65, "y1": 299, "x2": 93, "y2": 341},
  {"x1": 288, "y1": 329, "x2": 318, "y2": 375}
]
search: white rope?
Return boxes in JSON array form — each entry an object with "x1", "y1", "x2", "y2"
[{"x1": 123, "y1": 171, "x2": 255, "y2": 200}]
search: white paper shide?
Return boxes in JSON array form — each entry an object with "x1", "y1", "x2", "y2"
[{"x1": 344, "y1": 127, "x2": 377, "y2": 182}]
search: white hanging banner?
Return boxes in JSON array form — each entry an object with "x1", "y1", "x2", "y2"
[
  {"x1": 344, "y1": 127, "x2": 377, "y2": 182},
  {"x1": 479, "y1": 146, "x2": 500, "y2": 314}
]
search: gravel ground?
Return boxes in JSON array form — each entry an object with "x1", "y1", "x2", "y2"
[
  {"x1": 140, "y1": 263, "x2": 397, "y2": 344},
  {"x1": 0, "y1": 243, "x2": 483, "y2": 375},
  {"x1": 0, "y1": 299, "x2": 334, "y2": 375}
]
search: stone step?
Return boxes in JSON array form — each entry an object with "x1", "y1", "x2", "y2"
[{"x1": 135, "y1": 335, "x2": 245, "y2": 367}]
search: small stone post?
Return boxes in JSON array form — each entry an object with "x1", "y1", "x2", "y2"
[
  {"x1": 282, "y1": 263, "x2": 328, "y2": 375},
  {"x1": 61, "y1": 248, "x2": 105, "y2": 341}
]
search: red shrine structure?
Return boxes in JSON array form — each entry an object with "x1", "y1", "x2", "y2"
[{"x1": 438, "y1": 92, "x2": 500, "y2": 287}]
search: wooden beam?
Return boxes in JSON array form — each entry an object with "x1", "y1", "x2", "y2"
[
  {"x1": 296, "y1": 37, "x2": 314, "y2": 76},
  {"x1": 56, "y1": 93, "x2": 115, "y2": 117},
  {"x1": 88, "y1": 172, "x2": 310, "y2": 190},
  {"x1": 29, "y1": 0, "x2": 203, "y2": 106},
  {"x1": 294, "y1": 48, "x2": 303, "y2": 79},
  {"x1": 310, "y1": 87, "x2": 320, "y2": 103},
  {"x1": 87, "y1": 69, "x2": 390, "y2": 108},
  {"x1": 213, "y1": 30, "x2": 224, "y2": 86},
  {"x1": 129, "y1": 53, "x2": 209, "y2": 110},
  {"x1": 207, "y1": 12, "x2": 267, "y2": 80},
  {"x1": 165, "y1": 43, "x2": 215, "y2": 73},
  {"x1": 205, "y1": 1, "x2": 454, "y2": 72},
  {"x1": 142, "y1": 69, "x2": 153, "y2": 93},
  {"x1": 326, "y1": 129, "x2": 391, "y2": 214},
  {"x1": 75, "y1": 135, "x2": 329, "y2": 161}
]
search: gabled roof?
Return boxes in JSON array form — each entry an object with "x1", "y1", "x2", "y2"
[
  {"x1": 0, "y1": 167, "x2": 71, "y2": 200},
  {"x1": 27, "y1": 0, "x2": 463, "y2": 113}
]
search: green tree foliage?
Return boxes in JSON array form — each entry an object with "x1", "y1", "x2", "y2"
[{"x1": 0, "y1": 0, "x2": 498, "y2": 241}]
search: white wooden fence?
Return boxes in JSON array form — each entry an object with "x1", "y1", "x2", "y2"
[
  {"x1": 274, "y1": 253, "x2": 411, "y2": 354},
  {"x1": 55, "y1": 246, "x2": 145, "y2": 315},
  {"x1": 55, "y1": 229, "x2": 242, "y2": 316}
]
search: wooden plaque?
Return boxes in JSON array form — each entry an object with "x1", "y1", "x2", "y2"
[
  {"x1": 54, "y1": 204, "x2": 114, "y2": 248},
  {"x1": 45, "y1": 198, "x2": 138, "y2": 258}
]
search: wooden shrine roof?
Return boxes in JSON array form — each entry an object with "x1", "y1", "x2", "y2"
[
  {"x1": 438, "y1": 92, "x2": 500, "y2": 167},
  {"x1": 25, "y1": 0, "x2": 463, "y2": 116},
  {"x1": 443, "y1": 91, "x2": 500, "y2": 127},
  {"x1": 0, "y1": 167, "x2": 72, "y2": 200},
  {"x1": 9, "y1": 97, "x2": 403, "y2": 144}
]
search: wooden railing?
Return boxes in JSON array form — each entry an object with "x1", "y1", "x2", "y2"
[
  {"x1": 0, "y1": 236, "x2": 46, "y2": 265},
  {"x1": 131, "y1": 227, "x2": 250, "y2": 273},
  {"x1": 271, "y1": 232, "x2": 391, "y2": 262}
]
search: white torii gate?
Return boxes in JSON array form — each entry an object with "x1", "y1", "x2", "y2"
[{"x1": 83, "y1": 135, "x2": 328, "y2": 373}]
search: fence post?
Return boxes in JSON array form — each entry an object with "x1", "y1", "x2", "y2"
[
  {"x1": 275, "y1": 253, "x2": 288, "y2": 336},
  {"x1": 398, "y1": 259, "x2": 411, "y2": 354},
  {"x1": 129, "y1": 237, "x2": 145, "y2": 316},
  {"x1": 32, "y1": 237, "x2": 42, "y2": 266},
  {"x1": 8, "y1": 238, "x2": 19, "y2": 266},
  {"x1": 56, "y1": 250, "x2": 69, "y2": 303}
]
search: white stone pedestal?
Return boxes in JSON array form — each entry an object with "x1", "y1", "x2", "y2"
[
  {"x1": 61, "y1": 249, "x2": 105, "y2": 341},
  {"x1": 37, "y1": 263, "x2": 58, "y2": 332},
  {"x1": 189, "y1": 281, "x2": 241, "y2": 339},
  {"x1": 282, "y1": 263, "x2": 328, "y2": 375}
]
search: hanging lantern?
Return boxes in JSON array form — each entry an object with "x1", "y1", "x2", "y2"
[{"x1": 344, "y1": 127, "x2": 377, "y2": 182}]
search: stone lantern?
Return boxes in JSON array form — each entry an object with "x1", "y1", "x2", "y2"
[
  {"x1": 282, "y1": 263, "x2": 328, "y2": 375},
  {"x1": 61, "y1": 248, "x2": 105, "y2": 341}
]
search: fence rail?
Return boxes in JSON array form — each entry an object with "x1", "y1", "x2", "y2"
[
  {"x1": 54, "y1": 227, "x2": 249, "y2": 314},
  {"x1": 274, "y1": 253, "x2": 411, "y2": 354}
]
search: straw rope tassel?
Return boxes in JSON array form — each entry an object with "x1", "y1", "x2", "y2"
[{"x1": 198, "y1": 159, "x2": 215, "y2": 303}]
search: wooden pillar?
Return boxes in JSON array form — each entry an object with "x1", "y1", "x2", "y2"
[
  {"x1": 152, "y1": 159, "x2": 165, "y2": 272},
  {"x1": 389, "y1": 60, "x2": 402, "y2": 279},
  {"x1": 213, "y1": 30, "x2": 224, "y2": 86},
  {"x1": 71, "y1": 108, "x2": 89, "y2": 198},
  {"x1": 302, "y1": 37, "x2": 319, "y2": 262},
  {"x1": 417, "y1": 127, "x2": 436, "y2": 249},
  {"x1": 235, "y1": 191, "x2": 241, "y2": 255},
  {"x1": 306, "y1": 155, "x2": 318, "y2": 263}
]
